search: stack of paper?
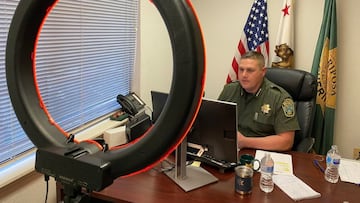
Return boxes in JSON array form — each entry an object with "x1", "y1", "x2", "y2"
[
  {"x1": 339, "y1": 158, "x2": 360, "y2": 184},
  {"x1": 273, "y1": 174, "x2": 321, "y2": 201},
  {"x1": 255, "y1": 150, "x2": 293, "y2": 175}
]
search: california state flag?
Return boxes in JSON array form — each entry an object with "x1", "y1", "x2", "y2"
[{"x1": 271, "y1": 0, "x2": 295, "y2": 68}]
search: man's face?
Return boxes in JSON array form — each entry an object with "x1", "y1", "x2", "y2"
[{"x1": 238, "y1": 58, "x2": 266, "y2": 94}]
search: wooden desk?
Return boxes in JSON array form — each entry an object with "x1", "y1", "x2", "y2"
[{"x1": 58, "y1": 150, "x2": 360, "y2": 202}]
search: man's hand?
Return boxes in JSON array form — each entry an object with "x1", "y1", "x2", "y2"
[{"x1": 237, "y1": 131, "x2": 246, "y2": 150}]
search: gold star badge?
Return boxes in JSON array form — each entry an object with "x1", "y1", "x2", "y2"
[{"x1": 261, "y1": 104, "x2": 271, "y2": 114}]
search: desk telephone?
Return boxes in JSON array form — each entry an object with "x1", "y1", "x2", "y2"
[{"x1": 117, "y1": 92, "x2": 146, "y2": 116}]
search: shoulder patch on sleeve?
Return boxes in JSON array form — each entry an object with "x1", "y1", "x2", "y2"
[{"x1": 282, "y1": 98, "x2": 295, "y2": 118}]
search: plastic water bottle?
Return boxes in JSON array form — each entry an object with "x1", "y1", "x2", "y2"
[
  {"x1": 324, "y1": 145, "x2": 341, "y2": 183},
  {"x1": 260, "y1": 153, "x2": 274, "y2": 193}
]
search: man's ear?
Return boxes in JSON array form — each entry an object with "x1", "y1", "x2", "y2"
[{"x1": 262, "y1": 67, "x2": 267, "y2": 76}]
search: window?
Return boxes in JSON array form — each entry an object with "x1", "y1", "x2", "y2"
[
  {"x1": 0, "y1": 0, "x2": 29, "y2": 165},
  {"x1": 0, "y1": 0, "x2": 139, "y2": 186}
]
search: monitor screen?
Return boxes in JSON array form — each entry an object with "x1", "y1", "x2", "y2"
[
  {"x1": 150, "y1": 90, "x2": 169, "y2": 124},
  {"x1": 151, "y1": 91, "x2": 238, "y2": 164},
  {"x1": 188, "y1": 98, "x2": 238, "y2": 163}
]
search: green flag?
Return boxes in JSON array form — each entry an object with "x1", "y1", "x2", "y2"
[{"x1": 311, "y1": 0, "x2": 337, "y2": 155}]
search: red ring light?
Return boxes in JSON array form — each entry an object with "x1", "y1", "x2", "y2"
[{"x1": 6, "y1": 0, "x2": 205, "y2": 191}]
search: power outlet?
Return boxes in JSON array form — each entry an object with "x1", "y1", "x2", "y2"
[{"x1": 353, "y1": 148, "x2": 360, "y2": 160}]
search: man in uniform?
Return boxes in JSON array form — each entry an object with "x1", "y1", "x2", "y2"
[{"x1": 218, "y1": 51, "x2": 300, "y2": 151}]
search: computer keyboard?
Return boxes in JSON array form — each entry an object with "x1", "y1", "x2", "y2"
[{"x1": 187, "y1": 151, "x2": 238, "y2": 172}]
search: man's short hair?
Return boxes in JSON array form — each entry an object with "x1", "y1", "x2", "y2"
[{"x1": 240, "y1": 51, "x2": 265, "y2": 68}]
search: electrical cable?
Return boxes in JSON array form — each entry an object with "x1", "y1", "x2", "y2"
[{"x1": 44, "y1": 175, "x2": 49, "y2": 203}]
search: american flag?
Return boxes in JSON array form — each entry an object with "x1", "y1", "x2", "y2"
[{"x1": 226, "y1": 0, "x2": 269, "y2": 83}]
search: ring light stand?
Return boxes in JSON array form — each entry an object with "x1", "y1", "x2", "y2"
[
  {"x1": 6, "y1": 0, "x2": 211, "y2": 202},
  {"x1": 165, "y1": 137, "x2": 218, "y2": 192}
]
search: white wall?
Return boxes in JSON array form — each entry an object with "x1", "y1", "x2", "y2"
[
  {"x1": 0, "y1": 171, "x2": 56, "y2": 203},
  {"x1": 139, "y1": 1, "x2": 172, "y2": 100},
  {"x1": 140, "y1": 0, "x2": 360, "y2": 159}
]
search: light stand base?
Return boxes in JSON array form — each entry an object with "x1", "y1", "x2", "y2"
[{"x1": 165, "y1": 164, "x2": 218, "y2": 192}]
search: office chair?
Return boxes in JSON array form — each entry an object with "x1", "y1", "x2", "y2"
[{"x1": 265, "y1": 67, "x2": 317, "y2": 153}]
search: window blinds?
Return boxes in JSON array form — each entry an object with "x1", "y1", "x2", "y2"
[
  {"x1": 0, "y1": 0, "x2": 30, "y2": 164},
  {"x1": 0, "y1": 0, "x2": 138, "y2": 163}
]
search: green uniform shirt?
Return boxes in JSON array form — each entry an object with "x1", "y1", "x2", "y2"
[{"x1": 218, "y1": 78, "x2": 300, "y2": 137}]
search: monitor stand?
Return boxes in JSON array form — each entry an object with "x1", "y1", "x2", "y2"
[{"x1": 164, "y1": 137, "x2": 218, "y2": 192}]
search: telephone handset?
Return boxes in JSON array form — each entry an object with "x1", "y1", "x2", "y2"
[{"x1": 117, "y1": 92, "x2": 146, "y2": 116}]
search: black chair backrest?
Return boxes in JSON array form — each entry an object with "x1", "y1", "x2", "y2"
[{"x1": 265, "y1": 67, "x2": 317, "y2": 152}]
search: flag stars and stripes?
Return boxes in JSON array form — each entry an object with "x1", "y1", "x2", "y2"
[
  {"x1": 244, "y1": 0, "x2": 268, "y2": 50},
  {"x1": 226, "y1": 0, "x2": 269, "y2": 83}
]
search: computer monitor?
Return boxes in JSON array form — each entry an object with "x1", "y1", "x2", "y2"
[
  {"x1": 188, "y1": 98, "x2": 238, "y2": 164},
  {"x1": 151, "y1": 90, "x2": 238, "y2": 164},
  {"x1": 150, "y1": 90, "x2": 169, "y2": 123},
  {"x1": 151, "y1": 90, "x2": 238, "y2": 191}
]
